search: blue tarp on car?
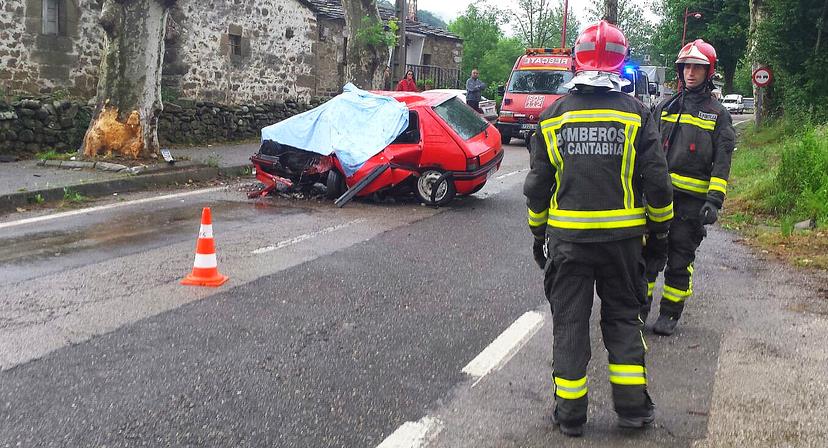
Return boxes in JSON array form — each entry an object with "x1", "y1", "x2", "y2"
[{"x1": 261, "y1": 83, "x2": 409, "y2": 176}]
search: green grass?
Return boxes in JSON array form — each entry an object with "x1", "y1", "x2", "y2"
[
  {"x1": 36, "y1": 149, "x2": 74, "y2": 161},
  {"x1": 728, "y1": 122, "x2": 828, "y2": 228},
  {"x1": 62, "y1": 187, "x2": 87, "y2": 203}
]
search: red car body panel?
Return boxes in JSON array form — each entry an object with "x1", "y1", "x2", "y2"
[{"x1": 250, "y1": 91, "x2": 503, "y2": 204}]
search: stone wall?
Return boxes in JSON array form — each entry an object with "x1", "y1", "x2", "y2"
[
  {"x1": 0, "y1": 98, "x2": 92, "y2": 154},
  {"x1": 424, "y1": 37, "x2": 463, "y2": 76},
  {"x1": 0, "y1": 97, "x2": 322, "y2": 156},
  {"x1": 169, "y1": 0, "x2": 318, "y2": 103},
  {"x1": 0, "y1": 0, "x2": 103, "y2": 98},
  {"x1": 314, "y1": 18, "x2": 347, "y2": 98}
]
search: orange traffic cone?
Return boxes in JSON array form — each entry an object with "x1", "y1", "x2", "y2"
[{"x1": 181, "y1": 207, "x2": 229, "y2": 287}]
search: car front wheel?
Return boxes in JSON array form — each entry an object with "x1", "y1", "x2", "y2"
[
  {"x1": 416, "y1": 170, "x2": 456, "y2": 206},
  {"x1": 326, "y1": 169, "x2": 347, "y2": 199}
]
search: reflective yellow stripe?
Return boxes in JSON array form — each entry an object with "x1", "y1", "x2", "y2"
[
  {"x1": 554, "y1": 375, "x2": 588, "y2": 399},
  {"x1": 620, "y1": 123, "x2": 638, "y2": 209},
  {"x1": 709, "y1": 176, "x2": 728, "y2": 195},
  {"x1": 660, "y1": 112, "x2": 716, "y2": 131},
  {"x1": 646, "y1": 202, "x2": 674, "y2": 222},
  {"x1": 647, "y1": 281, "x2": 655, "y2": 296},
  {"x1": 541, "y1": 128, "x2": 563, "y2": 210},
  {"x1": 608, "y1": 364, "x2": 647, "y2": 385},
  {"x1": 663, "y1": 284, "x2": 692, "y2": 303},
  {"x1": 548, "y1": 208, "x2": 646, "y2": 230},
  {"x1": 541, "y1": 109, "x2": 642, "y2": 128},
  {"x1": 528, "y1": 208, "x2": 548, "y2": 227},
  {"x1": 670, "y1": 172, "x2": 709, "y2": 194}
]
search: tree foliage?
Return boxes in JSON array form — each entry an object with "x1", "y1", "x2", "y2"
[
  {"x1": 509, "y1": 0, "x2": 580, "y2": 48},
  {"x1": 417, "y1": 10, "x2": 447, "y2": 29},
  {"x1": 751, "y1": 0, "x2": 828, "y2": 123},
  {"x1": 448, "y1": 5, "x2": 524, "y2": 99},
  {"x1": 586, "y1": 0, "x2": 655, "y2": 62},
  {"x1": 650, "y1": 0, "x2": 750, "y2": 94}
]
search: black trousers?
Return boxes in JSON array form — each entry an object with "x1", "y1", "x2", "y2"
[
  {"x1": 643, "y1": 194, "x2": 707, "y2": 319},
  {"x1": 544, "y1": 235, "x2": 652, "y2": 426},
  {"x1": 466, "y1": 99, "x2": 482, "y2": 113}
]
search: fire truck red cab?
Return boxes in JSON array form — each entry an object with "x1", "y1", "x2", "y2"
[{"x1": 496, "y1": 48, "x2": 575, "y2": 145}]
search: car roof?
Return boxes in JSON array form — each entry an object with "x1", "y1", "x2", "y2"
[{"x1": 373, "y1": 90, "x2": 457, "y2": 107}]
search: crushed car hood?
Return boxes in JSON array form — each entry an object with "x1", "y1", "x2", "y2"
[{"x1": 261, "y1": 83, "x2": 409, "y2": 176}]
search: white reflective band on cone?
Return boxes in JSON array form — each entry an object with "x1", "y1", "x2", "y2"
[
  {"x1": 198, "y1": 224, "x2": 213, "y2": 239},
  {"x1": 193, "y1": 253, "x2": 217, "y2": 268}
]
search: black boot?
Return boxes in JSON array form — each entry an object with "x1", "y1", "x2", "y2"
[
  {"x1": 617, "y1": 407, "x2": 655, "y2": 429},
  {"x1": 653, "y1": 314, "x2": 679, "y2": 336},
  {"x1": 552, "y1": 408, "x2": 584, "y2": 437}
]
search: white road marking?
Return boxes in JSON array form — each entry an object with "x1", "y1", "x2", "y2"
[
  {"x1": 376, "y1": 416, "x2": 444, "y2": 448},
  {"x1": 494, "y1": 168, "x2": 527, "y2": 180},
  {"x1": 0, "y1": 187, "x2": 226, "y2": 230},
  {"x1": 462, "y1": 311, "x2": 545, "y2": 385},
  {"x1": 251, "y1": 219, "x2": 366, "y2": 254}
]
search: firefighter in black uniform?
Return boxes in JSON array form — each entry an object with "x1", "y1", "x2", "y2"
[
  {"x1": 524, "y1": 21, "x2": 673, "y2": 437},
  {"x1": 643, "y1": 39, "x2": 736, "y2": 336}
]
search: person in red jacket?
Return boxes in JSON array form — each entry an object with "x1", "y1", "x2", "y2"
[{"x1": 396, "y1": 70, "x2": 419, "y2": 92}]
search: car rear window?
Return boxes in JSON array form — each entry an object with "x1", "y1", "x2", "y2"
[
  {"x1": 507, "y1": 70, "x2": 574, "y2": 94},
  {"x1": 432, "y1": 97, "x2": 488, "y2": 140}
]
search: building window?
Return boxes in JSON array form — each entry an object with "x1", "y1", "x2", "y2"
[
  {"x1": 422, "y1": 54, "x2": 432, "y2": 66},
  {"x1": 229, "y1": 33, "x2": 242, "y2": 56},
  {"x1": 42, "y1": 0, "x2": 60, "y2": 35}
]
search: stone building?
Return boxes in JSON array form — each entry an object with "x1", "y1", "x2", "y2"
[{"x1": 0, "y1": 0, "x2": 463, "y2": 103}]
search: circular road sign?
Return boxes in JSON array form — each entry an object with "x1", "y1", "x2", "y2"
[{"x1": 752, "y1": 67, "x2": 773, "y2": 88}]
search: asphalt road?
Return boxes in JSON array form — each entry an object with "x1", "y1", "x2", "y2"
[{"x1": 1, "y1": 142, "x2": 826, "y2": 447}]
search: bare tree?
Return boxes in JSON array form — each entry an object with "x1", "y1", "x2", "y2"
[
  {"x1": 81, "y1": 0, "x2": 175, "y2": 159},
  {"x1": 342, "y1": 0, "x2": 392, "y2": 89}
]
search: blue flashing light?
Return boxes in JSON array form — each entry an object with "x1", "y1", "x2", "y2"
[{"x1": 624, "y1": 66, "x2": 636, "y2": 75}]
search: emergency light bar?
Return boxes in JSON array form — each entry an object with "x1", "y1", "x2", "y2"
[{"x1": 525, "y1": 47, "x2": 572, "y2": 56}]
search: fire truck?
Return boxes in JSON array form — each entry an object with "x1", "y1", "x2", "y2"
[{"x1": 495, "y1": 48, "x2": 575, "y2": 145}]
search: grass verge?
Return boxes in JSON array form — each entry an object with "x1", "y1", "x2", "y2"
[{"x1": 722, "y1": 121, "x2": 828, "y2": 270}]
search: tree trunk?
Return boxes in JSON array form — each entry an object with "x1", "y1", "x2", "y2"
[
  {"x1": 604, "y1": 0, "x2": 618, "y2": 24},
  {"x1": 81, "y1": 0, "x2": 173, "y2": 159},
  {"x1": 749, "y1": 0, "x2": 769, "y2": 127},
  {"x1": 342, "y1": 0, "x2": 389, "y2": 90},
  {"x1": 723, "y1": 63, "x2": 736, "y2": 95}
]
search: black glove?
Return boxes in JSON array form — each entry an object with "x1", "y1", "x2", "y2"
[
  {"x1": 700, "y1": 201, "x2": 719, "y2": 225},
  {"x1": 532, "y1": 237, "x2": 547, "y2": 270},
  {"x1": 643, "y1": 232, "x2": 669, "y2": 272}
]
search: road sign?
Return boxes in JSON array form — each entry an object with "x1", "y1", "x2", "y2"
[{"x1": 752, "y1": 67, "x2": 773, "y2": 88}]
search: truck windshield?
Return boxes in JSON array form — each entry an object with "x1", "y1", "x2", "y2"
[
  {"x1": 432, "y1": 97, "x2": 488, "y2": 140},
  {"x1": 507, "y1": 70, "x2": 574, "y2": 94}
]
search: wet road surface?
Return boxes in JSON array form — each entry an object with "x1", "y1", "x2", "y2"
[{"x1": 1, "y1": 143, "x2": 826, "y2": 447}]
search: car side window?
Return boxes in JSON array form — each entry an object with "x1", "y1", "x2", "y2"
[{"x1": 392, "y1": 111, "x2": 420, "y2": 144}]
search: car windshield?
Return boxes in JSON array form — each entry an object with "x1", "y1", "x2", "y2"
[
  {"x1": 723, "y1": 99, "x2": 736, "y2": 103},
  {"x1": 507, "y1": 70, "x2": 574, "y2": 94},
  {"x1": 432, "y1": 97, "x2": 488, "y2": 140}
]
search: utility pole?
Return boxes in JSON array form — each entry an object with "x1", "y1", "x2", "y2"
[
  {"x1": 394, "y1": 0, "x2": 407, "y2": 82},
  {"x1": 561, "y1": 0, "x2": 569, "y2": 47},
  {"x1": 604, "y1": 0, "x2": 618, "y2": 24}
]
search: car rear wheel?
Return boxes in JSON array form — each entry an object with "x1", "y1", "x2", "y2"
[
  {"x1": 501, "y1": 133, "x2": 511, "y2": 145},
  {"x1": 326, "y1": 169, "x2": 346, "y2": 199},
  {"x1": 416, "y1": 170, "x2": 456, "y2": 206}
]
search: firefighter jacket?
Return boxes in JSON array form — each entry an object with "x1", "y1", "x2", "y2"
[
  {"x1": 524, "y1": 89, "x2": 674, "y2": 243},
  {"x1": 655, "y1": 88, "x2": 735, "y2": 207}
]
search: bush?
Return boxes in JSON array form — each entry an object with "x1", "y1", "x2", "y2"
[{"x1": 768, "y1": 126, "x2": 828, "y2": 225}]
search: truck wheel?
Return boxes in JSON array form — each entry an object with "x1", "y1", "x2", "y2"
[
  {"x1": 416, "y1": 170, "x2": 456, "y2": 206},
  {"x1": 500, "y1": 133, "x2": 511, "y2": 145},
  {"x1": 326, "y1": 169, "x2": 346, "y2": 199}
]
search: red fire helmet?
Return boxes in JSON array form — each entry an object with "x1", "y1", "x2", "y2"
[
  {"x1": 573, "y1": 21, "x2": 629, "y2": 74},
  {"x1": 675, "y1": 39, "x2": 717, "y2": 80}
]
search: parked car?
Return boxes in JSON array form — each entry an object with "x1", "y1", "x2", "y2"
[
  {"x1": 250, "y1": 90, "x2": 503, "y2": 206},
  {"x1": 427, "y1": 89, "x2": 498, "y2": 122},
  {"x1": 722, "y1": 94, "x2": 744, "y2": 114},
  {"x1": 742, "y1": 97, "x2": 755, "y2": 113}
]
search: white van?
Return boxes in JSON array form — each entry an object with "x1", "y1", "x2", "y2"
[{"x1": 722, "y1": 94, "x2": 744, "y2": 114}]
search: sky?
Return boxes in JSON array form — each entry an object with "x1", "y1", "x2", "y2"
[{"x1": 415, "y1": 0, "x2": 659, "y2": 35}]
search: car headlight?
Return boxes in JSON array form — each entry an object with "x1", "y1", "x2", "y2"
[{"x1": 499, "y1": 111, "x2": 514, "y2": 118}]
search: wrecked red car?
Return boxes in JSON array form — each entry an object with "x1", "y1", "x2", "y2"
[{"x1": 250, "y1": 91, "x2": 503, "y2": 206}]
